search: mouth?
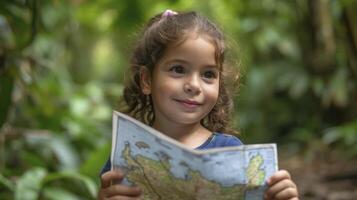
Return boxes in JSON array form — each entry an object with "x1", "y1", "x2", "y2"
[{"x1": 174, "y1": 99, "x2": 202, "y2": 108}]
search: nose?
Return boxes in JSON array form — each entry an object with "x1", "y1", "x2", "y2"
[{"x1": 183, "y1": 74, "x2": 201, "y2": 95}]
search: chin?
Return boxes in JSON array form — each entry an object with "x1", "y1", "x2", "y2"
[{"x1": 174, "y1": 114, "x2": 206, "y2": 125}]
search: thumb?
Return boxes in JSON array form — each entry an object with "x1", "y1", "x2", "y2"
[{"x1": 100, "y1": 170, "x2": 124, "y2": 188}]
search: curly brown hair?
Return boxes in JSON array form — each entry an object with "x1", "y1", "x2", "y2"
[{"x1": 120, "y1": 11, "x2": 239, "y2": 135}]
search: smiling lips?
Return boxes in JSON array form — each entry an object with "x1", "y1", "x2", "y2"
[{"x1": 175, "y1": 99, "x2": 202, "y2": 108}]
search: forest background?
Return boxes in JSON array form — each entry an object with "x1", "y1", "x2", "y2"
[{"x1": 1, "y1": 0, "x2": 356, "y2": 199}]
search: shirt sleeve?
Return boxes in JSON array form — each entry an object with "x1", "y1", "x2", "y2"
[{"x1": 223, "y1": 134, "x2": 243, "y2": 147}]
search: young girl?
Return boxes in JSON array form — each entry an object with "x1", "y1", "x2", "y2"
[{"x1": 98, "y1": 10, "x2": 299, "y2": 200}]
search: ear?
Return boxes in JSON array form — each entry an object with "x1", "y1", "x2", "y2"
[{"x1": 140, "y1": 66, "x2": 151, "y2": 95}]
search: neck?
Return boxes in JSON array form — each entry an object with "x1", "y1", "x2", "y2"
[{"x1": 153, "y1": 120, "x2": 211, "y2": 149}]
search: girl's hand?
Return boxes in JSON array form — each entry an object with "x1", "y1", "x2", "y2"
[
  {"x1": 264, "y1": 170, "x2": 299, "y2": 200},
  {"x1": 97, "y1": 169, "x2": 142, "y2": 200}
]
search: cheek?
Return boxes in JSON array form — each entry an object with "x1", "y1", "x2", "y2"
[
  {"x1": 204, "y1": 84, "x2": 220, "y2": 103},
  {"x1": 153, "y1": 81, "x2": 179, "y2": 98}
]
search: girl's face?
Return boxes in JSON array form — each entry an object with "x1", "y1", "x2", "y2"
[{"x1": 141, "y1": 34, "x2": 220, "y2": 128}]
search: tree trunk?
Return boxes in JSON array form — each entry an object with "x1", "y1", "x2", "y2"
[
  {"x1": 308, "y1": 0, "x2": 336, "y2": 74},
  {"x1": 342, "y1": 4, "x2": 357, "y2": 78}
]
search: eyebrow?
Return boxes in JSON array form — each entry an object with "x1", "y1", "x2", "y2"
[{"x1": 164, "y1": 59, "x2": 218, "y2": 69}]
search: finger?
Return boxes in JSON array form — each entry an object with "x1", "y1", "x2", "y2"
[
  {"x1": 267, "y1": 170, "x2": 291, "y2": 186},
  {"x1": 273, "y1": 187, "x2": 299, "y2": 200},
  {"x1": 265, "y1": 179, "x2": 297, "y2": 199},
  {"x1": 101, "y1": 170, "x2": 125, "y2": 188},
  {"x1": 105, "y1": 185, "x2": 142, "y2": 197}
]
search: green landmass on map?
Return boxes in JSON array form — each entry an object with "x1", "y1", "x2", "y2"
[
  {"x1": 246, "y1": 154, "x2": 266, "y2": 187},
  {"x1": 121, "y1": 141, "x2": 266, "y2": 200}
]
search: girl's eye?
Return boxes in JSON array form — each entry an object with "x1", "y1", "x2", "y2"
[
  {"x1": 203, "y1": 70, "x2": 217, "y2": 79},
  {"x1": 169, "y1": 65, "x2": 185, "y2": 74}
]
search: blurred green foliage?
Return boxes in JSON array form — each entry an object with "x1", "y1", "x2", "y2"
[{"x1": 1, "y1": 0, "x2": 356, "y2": 199}]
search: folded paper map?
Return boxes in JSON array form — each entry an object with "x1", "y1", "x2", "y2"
[{"x1": 111, "y1": 111, "x2": 278, "y2": 200}]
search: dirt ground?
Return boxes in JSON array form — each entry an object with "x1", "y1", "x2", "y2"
[{"x1": 279, "y1": 150, "x2": 357, "y2": 200}]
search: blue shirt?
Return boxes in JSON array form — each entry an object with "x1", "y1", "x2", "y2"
[{"x1": 100, "y1": 132, "x2": 242, "y2": 175}]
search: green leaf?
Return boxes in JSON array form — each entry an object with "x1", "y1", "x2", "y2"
[
  {"x1": 323, "y1": 128, "x2": 341, "y2": 144},
  {"x1": 80, "y1": 143, "x2": 111, "y2": 179},
  {"x1": 42, "y1": 187, "x2": 81, "y2": 200},
  {"x1": 50, "y1": 136, "x2": 80, "y2": 170},
  {"x1": 15, "y1": 167, "x2": 47, "y2": 200},
  {"x1": 0, "y1": 173, "x2": 14, "y2": 191},
  {"x1": 289, "y1": 71, "x2": 309, "y2": 99},
  {"x1": 21, "y1": 150, "x2": 47, "y2": 168},
  {"x1": 43, "y1": 171, "x2": 97, "y2": 198},
  {"x1": 25, "y1": 133, "x2": 80, "y2": 170},
  {"x1": 0, "y1": 15, "x2": 15, "y2": 48},
  {"x1": 323, "y1": 67, "x2": 348, "y2": 107},
  {"x1": 0, "y1": 68, "x2": 14, "y2": 129}
]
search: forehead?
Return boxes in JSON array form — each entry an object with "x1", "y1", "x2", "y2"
[
  {"x1": 159, "y1": 34, "x2": 217, "y2": 67},
  {"x1": 172, "y1": 32, "x2": 218, "y2": 51}
]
